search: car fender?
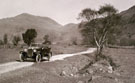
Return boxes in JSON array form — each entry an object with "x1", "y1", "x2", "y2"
[{"x1": 20, "y1": 51, "x2": 27, "y2": 56}]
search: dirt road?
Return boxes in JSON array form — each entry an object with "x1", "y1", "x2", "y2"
[{"x1": 0, "y1": 48, "x2": 96, "y2": 75}]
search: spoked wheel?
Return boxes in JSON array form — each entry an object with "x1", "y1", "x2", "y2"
[
  {"x1": 36, "y1": 54, "x2": 42, "y2": 63},
  {"x1": 19, "y1": 53, "x2": 26, "y2": 62}
]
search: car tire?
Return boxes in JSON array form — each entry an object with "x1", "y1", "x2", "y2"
[
  {"x1": 47, "y1": 53, "x2": 52, "y2": 61},
  {"x1": 36, "y1": 54, "x2": 42, "y2": 63},
  {"x1": 50, "y1": 52, "x2": 52, "y2": 57},
  {"x1": 19, "y1": 53, "x2": 26, "y2": 62}
]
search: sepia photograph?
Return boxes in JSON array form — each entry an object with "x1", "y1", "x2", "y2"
[{"x1": 0, "y1": 0, "x2": 135, "y2": 83}]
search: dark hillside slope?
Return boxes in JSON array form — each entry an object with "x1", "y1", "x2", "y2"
[
  {"x1": 118, "y1": 5, "x2": 135, "y2": 45},
  {"x1": 0, "y1": 13, "x2": 62, "y2": 42}
]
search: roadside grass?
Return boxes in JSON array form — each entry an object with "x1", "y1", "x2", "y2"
[
  {"x1": 0, "y1": 44, "x2": 86, "y2": 64},
  {"x1": 1, "y1": 47, "x2": 135, "y2": 83},
  {"x1": 76, "y1": 47, "x2": 135, "y2": 83}
]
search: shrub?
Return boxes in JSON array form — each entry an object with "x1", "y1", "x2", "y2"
[
  {"x1": 120, "y1": 38, "x2": 135, "y2": 46},
  {"x1": 43, "y1": 35, "x2": 51, "y2": 45},
  {"x1": 22, "y1": 29, "x2": 37, "y2": 46},
  {"x1": 12, "y1": 36, "x2": 21, "y2": 46},
  {"x1": 3, "y1": 34, "x2": 8, "y2": 45},
  {"x1": 0, "y1": 40, "x2": 4, "y2": 45}
]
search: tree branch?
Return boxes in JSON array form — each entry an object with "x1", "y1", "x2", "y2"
[{"x1": 94, "y1": 31, "x2": 100, "y2": 47}]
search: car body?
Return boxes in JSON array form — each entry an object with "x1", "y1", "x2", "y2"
[{"x1": 19, "y1": 43, "x2": 52, "y2": 62}]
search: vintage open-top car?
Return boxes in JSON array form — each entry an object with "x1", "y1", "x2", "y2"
[{"x1": 19, "y1": 43, "x2": 52, "y2": 62}]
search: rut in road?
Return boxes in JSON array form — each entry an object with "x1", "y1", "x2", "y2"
[{"x1": 0, "y1": 48, "x2": 96, "y2": 75}]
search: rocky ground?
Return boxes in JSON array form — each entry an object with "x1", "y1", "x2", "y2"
[{"x1": 0, "y1": 46, "x2": 135, "y2": 83}]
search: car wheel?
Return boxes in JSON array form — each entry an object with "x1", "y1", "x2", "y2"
[
  {"x1": 50, "y1": 52, "x2": 52, "y2": 57},
  {"x1": 19, "y1": 53, "x2": 26, "y2": 62},
  {"x1": 47, "y1": 53, "x2": 52, "y2": 61},
  {"x1": 36, "y1": 54, "x2": 42, "y2": 63}
]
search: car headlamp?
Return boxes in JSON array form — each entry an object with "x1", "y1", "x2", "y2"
[
  {"x1": 24, "y1": 49, "x2": 27, "y2": 52},
  {"x1": 33, "y1": 49, "x2": 37, "y2": 52}
]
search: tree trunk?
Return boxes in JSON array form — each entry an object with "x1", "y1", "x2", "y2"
[
  {"x1": 97, "y1": 46, "x2": 103, "y2": 55},
  {"x1": 95, "y1": 44, "x2": 104, "y2": 61}
]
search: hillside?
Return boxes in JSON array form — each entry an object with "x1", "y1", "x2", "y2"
[
  {"x1": 118, "y1": 5, "x2": 135, "y2": 45},
  {"x1": 0, "y1": 13, "x2": 62, "y2": 43},
  {"x1": 60, "y1": 23, "x2": 82, "y2": 45},
  {"x1": 0, "y1": 13, "x2": 83, "y2": 45},
  {"x1": 120, "y1": 5, "x2": 135, "y2": 20}
]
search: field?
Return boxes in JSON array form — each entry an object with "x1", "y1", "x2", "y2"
[
  {"x1": 0, "y1": 46, "x2": 135, "y2": 83},
  {"x1": 105, "y1": 48, "x2": 135, "y2": 83}
]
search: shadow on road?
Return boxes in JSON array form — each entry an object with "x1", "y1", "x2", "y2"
[{"x1": 16, "y1": 59, "x2": 49, "y2": 62}]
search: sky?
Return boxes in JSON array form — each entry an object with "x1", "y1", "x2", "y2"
[{"x1": 0, "y1": 0, "x2": 135, "y2": 25}]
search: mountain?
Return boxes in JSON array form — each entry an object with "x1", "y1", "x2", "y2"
[
  {"x1": 0, "y1": 13, "x2": 63, "y2": 43},
  {"x1": 60, "y1": 23, "x2": 82, "y2": 45},
  {"x1": 120, "y1": 5, "x2": 135, "y2": 19},
  {"x1": 0, "y1": 13, "x2": 83, "y2": 45},
  {"x1": 112, "y1": 5, "x2": 135, "y2": 46},
  {"x1": 119, "y1": 5, "x2": 135, "y2": 39}
]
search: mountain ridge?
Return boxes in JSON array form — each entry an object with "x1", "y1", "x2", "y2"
[{"x1": 0, "y1": 13, "x2": 82, "y2": 44}]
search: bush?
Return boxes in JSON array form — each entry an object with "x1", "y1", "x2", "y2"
[
  {"x1": 43, "y1": 35, "x2": 51, "y2": 45},
  {"x1": 3, "y1": 34, "x2": 8, "y2": 45},
  {"x1": 22, "y1": 29, "x2": 37, "y2": 46},
  {"x1": 107, "y1": 35, "x2": 117, "y2": 45},
  {"x1": 120, "y1": 38, "x2": 135, "y2": 46},
  {"x1": 71, "y1": 37, "x2": 78, "y2": 45},
  {"x1": 129, "y1": 39, "x2": 135, "y2": 46},
  {"x1": 12, "y1": 36, "x2": 21, "y2": 46},
  {"x1": 0, "y1": 40, "x2": 4, "y2": 45}
]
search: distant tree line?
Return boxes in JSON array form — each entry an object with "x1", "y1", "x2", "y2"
[
  {"x1": 0, "y1": 29, "x2": 51, "y2": 47},
  {"x1": 0, "y1": 34, "x2": 21, "y2": 47},
  {"x1": 22, "y1": 29, "x2": 51, "y2": 46},
  {"x1": 0, "y1": 34, "x2": 9, "y2": 46}
]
